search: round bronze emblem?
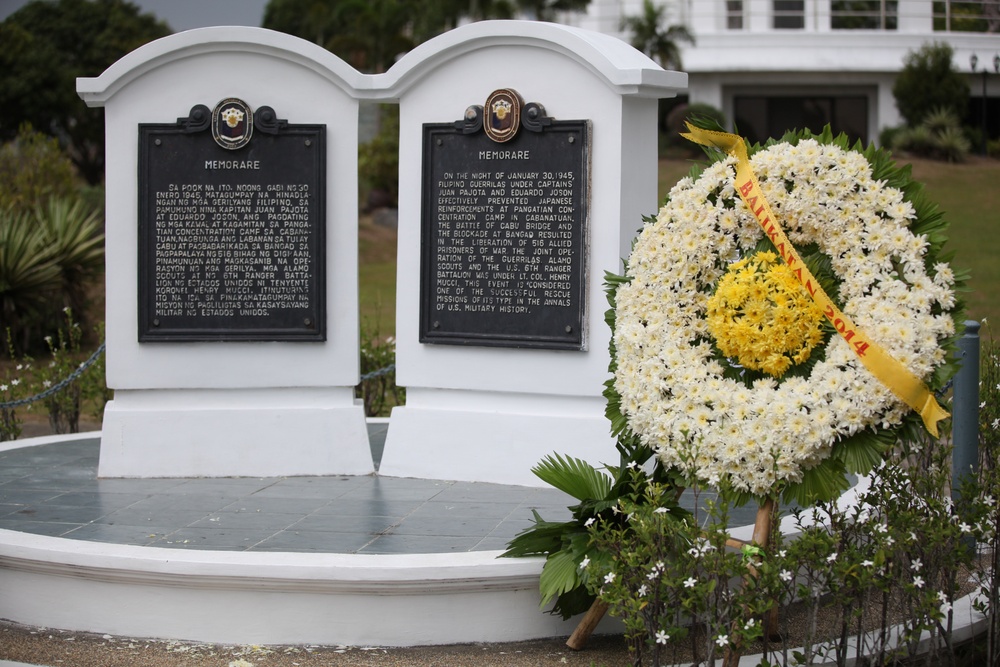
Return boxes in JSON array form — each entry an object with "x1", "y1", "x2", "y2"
[
  {"x1": 483, "y1": 89, "x2": 522, "y2": 143},
  {"x1": 211, "y1": 98, "x2": 254, "y2": 150}
]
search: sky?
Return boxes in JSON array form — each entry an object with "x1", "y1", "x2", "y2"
[{"x1": 0, "y1": 0, "x2": 270, "y2": 31}]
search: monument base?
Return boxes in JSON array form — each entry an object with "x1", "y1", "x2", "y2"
[
  {"x1": 378, "y1": 389, "x2": 615, "y2": 487},
  {"x1": 99, "y1": 387, "x2": 373, "y2": 478}
]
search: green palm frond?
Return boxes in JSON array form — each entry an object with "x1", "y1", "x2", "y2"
[{"x1": 531, "y1": 452, "x2": 613, "y2": 502}]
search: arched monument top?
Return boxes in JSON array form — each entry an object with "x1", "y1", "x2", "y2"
[
  {"x1": 76, "y1": 26, "x2": 368, "y2": 106},
  {"x1": 370, "y1": 20, "x2": 687, "y2": 100}
]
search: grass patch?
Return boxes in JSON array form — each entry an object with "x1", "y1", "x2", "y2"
[{"x1": 358, "y1": 215, "x2": 398, "y2": 337}]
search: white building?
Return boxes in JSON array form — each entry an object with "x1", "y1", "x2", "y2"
[{"x1": 562, "y1": 0, "x2": 1000, "y2": 146}]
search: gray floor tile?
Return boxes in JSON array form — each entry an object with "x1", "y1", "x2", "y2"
[
  {"x1": 50, "y1": 490, "x2": 148, "y2": 510},
  {"x1": 154, "y1": 526, "x2": 280, "y2": 549},
  {"x1": 388, "y1": 515, "x2": 504, "y2": 537},
  {"x1": 95, "y1": 507, "x2": 214, "y2": 527},
  {"x1": 472, "y1": 536, "x2": 518, "y2": 551},
  {"x1": 62, "y1": 523, "x2": 177, "y2": 546},
  {"x1": 248, "y1": 481, "x2": 355, "y2": 500},
  {"x1": 0, "y1": 488, "x2": 64, "y2": 505},
  {"x1": 310, "y1": 497, "x2": 420, "y2": 518},
  {"x1": 127, "y1": 494, "x2": 240, "y2": 513},
  {"x1": 7, "y1": 504, "x2": 110, "y2": 523},
  {"x1": 340, "y1": 479, "x2": 451, "y2": 502},
  {"x1": 361, "y1": 534, "x2": 482, "y2": 554},
  {"x1": 95, "y1": 478, "x2": 188, "y2": 494},
  {"x1": 0, "y1": 434, "x2": 589, "y2": 555},
  {"x1": 220, "y1": 496, "x2": 332, "y2": 515},
  {"x1": 0, "y1": 519, "x2": 82, "y2": 537},
  {"x1": 253, "y1": 530, "x2": 374, "y2": 553},
  {"x1": 416, "y1": 500, "x2": 521, "y2": 520},
  {"x1": 291, "y1": 513, "x2": 398, "y2": 534},
  {"x1": 188, "y1": 511, "x2": 300, "y2": 531}
]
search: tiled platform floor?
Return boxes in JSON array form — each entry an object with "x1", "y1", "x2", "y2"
[{"x1": 0, "y1": 428, "x2": 759, "y2": 554}]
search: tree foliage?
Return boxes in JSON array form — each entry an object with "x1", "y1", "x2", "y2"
[
  {"x1": 892, "y1": 41, "x2": 970, "y2": 127},
  {"x1": 0, "y1": 0, "x2": 170, "y2": 185},
  {"x1": 262, "y1": 0, "x2": 594, "y2": 72},
  {"x1": 620, "y1": 0, "x2": 694, "y2": 70},
  {"x1": 264, "y1": 0, "x2": 506, "y2": 72}
]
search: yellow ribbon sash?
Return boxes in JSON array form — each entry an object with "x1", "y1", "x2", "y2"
[{"x1": 681, "y1": 124, "x2": 949, "y2": 437}]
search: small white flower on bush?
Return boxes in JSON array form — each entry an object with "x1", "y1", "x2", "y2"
[
  {"x1": 715, "y1": 634, "x2": 729, "y2": 648},
  {"x1": 604, "y1": 572, "x2": 616, "y2": 584},
  {"x1": 655, "y1": 630, "x2": 670, "y2": 644},
  {"x1": 683, "y1": 577, "x2": 697, "y2": 588},
  {"x1": 579, "y1": 556, "x2": 590, "y2": 570},
  {"x1": 913, "y1": 575, "x2": 925, "y2": 589},
  {"x1": 780, "y1": 569, "x2": 793, "y2": 582}
]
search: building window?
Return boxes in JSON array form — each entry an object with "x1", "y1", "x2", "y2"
[
  {"x1": 831, "y1": 1, "x2": 898, "y2": 30},
  {"x1": 733, "y1": 95, "x2": 869, "y2": 146},
  {"x1": 773, "y1": 0, "x2": 805, "y2": 29},
  {"x1": 933, "y1": 1, "x2": 1000, "y2": 32},
  {"x1": 726, "y1": 1, "x2": 744, "y2": 29}
]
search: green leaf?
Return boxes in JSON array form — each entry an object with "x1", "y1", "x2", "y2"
[
  {"x1": 833, "y1": 429, "x2": 893, "y2": 475},
  {"x1": 549, "y1": 584, "x2": 596, "y2": 620},
  {"x1": 531, "y1": 453, "x2": 612, "y2": 502},
  {"x1": 538, "y1": 548, "x2": 583, "y2": 608},
  {"x1": 500, "y1": 512, "x2": 576, "y2": 558},
  {"x1": 781, "y1": 456, "x2": 851, "y2": 507}
]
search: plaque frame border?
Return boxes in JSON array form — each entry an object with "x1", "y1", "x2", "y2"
[
  {"x1": 136, "y1": 105, "x2": 327, "y2": 343},
  {"x1": 418, "y1": 114, "x2": 591, "y2": 351}
]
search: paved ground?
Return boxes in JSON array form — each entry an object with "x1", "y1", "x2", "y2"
[
  {"x1": 0, "y1": 623, "x2": 636, "y2": 667},
  {"x1": 0, "y1": 426, "x2": 758, "y2": 666}
]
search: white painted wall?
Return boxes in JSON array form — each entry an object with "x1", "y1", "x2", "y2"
[
  {"x1": 78, "y1": 28, "x2": 373, "y2": 478},
  {"x1": 371, "y1": 21, "x2": 686, "y2": 486}
]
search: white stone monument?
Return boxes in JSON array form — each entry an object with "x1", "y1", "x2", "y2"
[
  {"x1": 374, "y1": 21, "x2": 686, "y2": 486},
  {"x1": 77, "y1": 28, "x2": 374, "y2": 478}
]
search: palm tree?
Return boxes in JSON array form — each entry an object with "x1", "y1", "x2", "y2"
[{"x1": 620, "y1": 0, "x2": 694, "y2": 70}]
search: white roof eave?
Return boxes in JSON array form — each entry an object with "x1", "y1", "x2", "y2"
[{"x1": 76, "y1": 26, "x2": 369, "y2": 107}]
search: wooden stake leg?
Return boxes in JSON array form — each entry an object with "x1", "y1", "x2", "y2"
[
  {"x1": 566, "y1": 600, "x2": 609, "y2": 650},
  {"x1": 724, "y1": 499, "x2": 775, "y2": 665}
]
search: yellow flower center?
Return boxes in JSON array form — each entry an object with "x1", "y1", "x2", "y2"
[{"x1": 706, "y1": 250, "x2": 825, "y2": 378}]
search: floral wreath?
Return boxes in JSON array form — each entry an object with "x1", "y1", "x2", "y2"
[{"x1": 608, "y1": 126, "x2": 966, "y2": 502}]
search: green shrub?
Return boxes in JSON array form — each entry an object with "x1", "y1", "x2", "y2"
[
  {"x1": 358, "y1": 105, "x2": 399, "y2": 209},
  {"x1": 0, "y1": 196, "x2": 103, "y2": 352},
  {"x1": 893, "y1": 42, "x2": 969, "y2": 127},
  {"x1": 36, "y1": 308, "x2": 84, "y2": 434},
  {"x1": 935, "y1": 124, "x2": 973, "y2": 163},
  {"x1": 0, "y1": 207, "x2": 62, "y2": 351},
  {"x1": 0, "y1": 125, "x2": 79, "y2": 214},
  {"x1": 355, "y1": 318, "x2": 402, "y2": 417},
  {"x1": 663, "y1": 102, "x2": 727, "y2": 155},
  {"x1": 891, "y1": 107, "x2": 971, "y2": 162},
  {"x1": 878, "y1": 124, "x2": 905, "y2": 149}
]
